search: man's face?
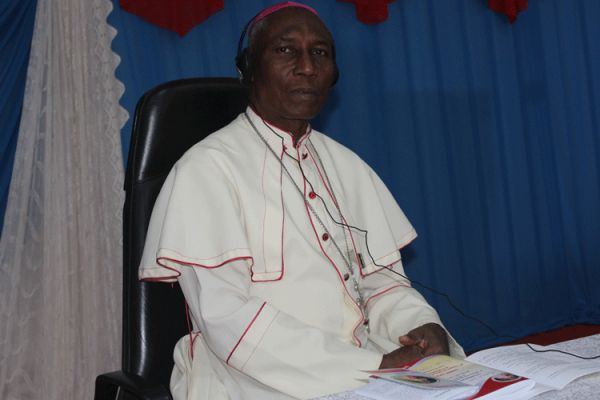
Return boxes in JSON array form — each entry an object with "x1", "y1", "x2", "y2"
[{"x1": 249, "y1": 8, "x2": 336, "y2": 131}]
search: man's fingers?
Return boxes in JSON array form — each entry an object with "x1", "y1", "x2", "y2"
[
  {"x1": 379, "y1": 345, "x2": 425, "y2": 369},
  {"x1": 399, "y1": 323, "x2": 449, "y2": 356},
  {"x1": 398, "y1": 335, "x2": 417, "y2": 345},
  {"x1": 399, "y1": 328, "x2": 426, "y2": 345}
]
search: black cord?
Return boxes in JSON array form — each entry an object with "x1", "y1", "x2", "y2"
[
  {"x1": 248, "y1": 114, "x2": 600, "y2": 361},
  {"x1": 301, "y1": 159, "x2": 600, "y2": 360}
]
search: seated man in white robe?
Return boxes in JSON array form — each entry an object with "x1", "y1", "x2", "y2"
[{"x1": 139, "y1": 2, "x2": 465, "y2": 399}]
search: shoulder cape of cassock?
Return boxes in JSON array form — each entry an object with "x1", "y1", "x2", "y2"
[{"x1": 139, "y1": 111, "x2": 417, "y2": 282}]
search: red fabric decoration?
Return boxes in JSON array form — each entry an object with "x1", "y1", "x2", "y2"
[
  {"x1": 338, "y1": 0, "x2": 395, "y2": 25},
  {"x1": 488, "y1": 0, "x2": 528, "y2": 23},
  {"x1": 119, "y1": 0, "x2": 224, "y2": 36}
]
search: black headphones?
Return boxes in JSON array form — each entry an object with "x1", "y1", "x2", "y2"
[
  {"x1": 235, "y1": 11, "x2": 339, "y2": 87},
  {"x1": 235, "y1": 17, "x2": 258, "y2": 86}
]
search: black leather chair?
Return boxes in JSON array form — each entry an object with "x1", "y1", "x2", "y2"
[{"x1": 95, "y1": 78, "x2": 248, "y2": 400}]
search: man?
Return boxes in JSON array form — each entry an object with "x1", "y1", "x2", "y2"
[{"x1": 139, "y1": 2, "x2": 464, "y2": 399}]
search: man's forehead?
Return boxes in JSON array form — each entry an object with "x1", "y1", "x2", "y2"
[
  {"x1": 273, "y1": 25, "x2": 333, "y2": 44},
  {"x1": 259, "y1": 8, "x2": 332, "y2": 43}
]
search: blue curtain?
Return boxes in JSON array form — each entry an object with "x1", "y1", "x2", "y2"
[
  {"x1": 0, "y1": 0, "x2": 38, "y2": 233},
  {"x1": 109, "y1": 0, "x2": 600, "y2": 351}
]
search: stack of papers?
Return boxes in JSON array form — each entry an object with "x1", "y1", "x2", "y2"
[{"x1": 353, "y1": 340, "x2": 600, "y2": 400}]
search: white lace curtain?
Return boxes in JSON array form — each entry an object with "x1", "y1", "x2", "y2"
[{"x1": 0, "y1": 0, "x2": 127, "y2": 399}]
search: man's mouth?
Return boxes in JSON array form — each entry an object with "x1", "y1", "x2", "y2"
[{"x1": 290, "y1": 88, "x2": 318, "y2": 96}]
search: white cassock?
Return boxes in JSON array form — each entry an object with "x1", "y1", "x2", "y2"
[{"x1": 139, "y1": 107, "x2": 464, "y2": 400}]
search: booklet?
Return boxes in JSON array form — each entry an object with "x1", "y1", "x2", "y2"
[{"x1": 355, "y1": 342, "x2": 600, "y2": 400}]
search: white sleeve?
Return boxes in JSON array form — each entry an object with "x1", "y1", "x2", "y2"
[
  {"x1": 178, "y1": 262, "x2": 383, "y2": 399},
  {"x1": 362, "y1": 260, "x2": 465, "y2": 358},
  {"x1": 139, "y1": 152, "x2": 253, "y2": 282}
]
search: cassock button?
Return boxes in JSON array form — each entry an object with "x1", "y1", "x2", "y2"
[
  {"x1": 343, "y1": 273, "x2": 350, "y2": 281},
  {"x1": 322, "y1": 233, "x2": 329, "y2": 241},
  {"x1": 309, "y1": 191, "x2": 317, "y2": 199},
  {"x1": 363, "y1": 319, "x2": 370, "y2": 326}
]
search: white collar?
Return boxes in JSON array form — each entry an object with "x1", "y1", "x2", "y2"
[{"x1": 244, "y1": 107, "x2": 313, "y2": 158}]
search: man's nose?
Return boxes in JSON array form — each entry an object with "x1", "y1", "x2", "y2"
[{"x1": 294, "y1": 51, "x2": 316, "y2": 76}]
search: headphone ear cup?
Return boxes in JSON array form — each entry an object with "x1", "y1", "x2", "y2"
[{"x1": 236, "y1": 48, "x2": 252, "y2": 86}]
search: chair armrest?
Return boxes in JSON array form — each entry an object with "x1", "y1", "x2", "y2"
[{"x1": 95, "y1": 370, "x2": 171, "y2": 400}]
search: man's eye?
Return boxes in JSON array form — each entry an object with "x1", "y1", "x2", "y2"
[
  {"x1": 312, "y1": 48, "x2": 328, "y2": 56},
  {"x1": 277, "y1": 47, "x2": 292, "y2": 54}
]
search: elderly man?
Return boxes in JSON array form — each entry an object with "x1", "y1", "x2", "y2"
[{"x1": 139, "y1": 2, "x2": 464, "y2": 399}]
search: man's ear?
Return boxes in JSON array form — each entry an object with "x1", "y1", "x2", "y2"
[{"x1": 330, "y1": 45, "x2": 339, "y2": 87}]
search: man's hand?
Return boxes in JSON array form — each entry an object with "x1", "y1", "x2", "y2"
[
  {"x1": 399, "y1": 323, "x2": 449, "y2": 357},
  {"x1": 379, "y1": 323, "x2": 450, "y2": 369},
  {"x1": 379, "y1": 343, "x2": 424, "y2": 369}
]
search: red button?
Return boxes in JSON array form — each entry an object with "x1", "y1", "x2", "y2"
[
  {"x1": 322, "y1": 233, "x2": 329, "y2": 241},
  {"x1": 309, "y1": 191, "x2": 316, "y2": 199},
  {"x1": 302, "y1": 153, "x2": 308, "y2": 159}
]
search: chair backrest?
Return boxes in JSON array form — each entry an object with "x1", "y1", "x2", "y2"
[{"x1": 122, "y1": 78, "x2": 248, "y2": 386}]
